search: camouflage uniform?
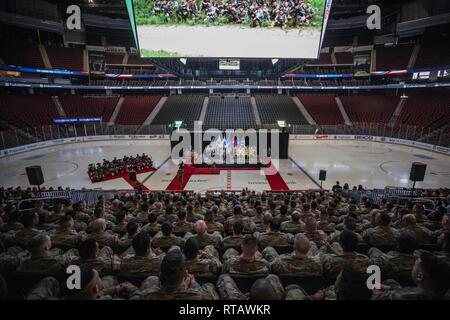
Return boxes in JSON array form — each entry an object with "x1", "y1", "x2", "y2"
[
  {"x1": 317, "y1": 222, "x2": 336, "y2": 233},
  {"x1": 157, "y1": 214, "x2": 179, "y2": 224},
  {"x1": 77, "y1": 246, "x2": 120, "y2": 274},
  {"x1": 322, "y1": 252, "x2": 371, "y2": 280},
  {"x1": 328, "y1": 229, "x2": 364, "y2": 244},
  {"x1": 151, "y1": 234, "x2": 184, "y2": 249},
  {"x1": 304, "y1": 230, "x2": 328, "y2": 248},
  {"x1": 121, "y1": 252, "x2": 165, "y2": 275},
  {"x1": 112, "y1": 222, "x2": 127, "y2": 236},
  {"x1": 26, "y1": 276, "x2": 60, "y2": 300},
  {"x1": 217, "y1": 274, "x2": 285, "y2": 299},
  {"x1": 256, "y1": 231, "x2": 293, "y2": 248},
  {"x1": 0, "y1": 246, "x2": 30, "y2": 273},
  {"x1": 173, "y1": 220, "x2": 195, "y2": 234},
  {"x1": 185, "y1": 245, "x2": 222, "y2": 276},
  {"x1": 401, "y1": 225, "x2": 432, "y2": 244},
  {"x1": 223, "y1": 235, "x2": 244, "y2": 248},
  {"x1": 222, "y1": 249, "x2": 269, "y2": 275},
  {"x1": 13, "y1": 228, "x2": 42, "y2": 247},
  {"x1": 206, "y1": 220, "x2": 224, "y2": 233},
  {"x1": 186, "y1": 233, "x2": 222, "y2": 248},
  {"x1": 373, "y1": 286, "x2": 436, "y2": 300},
  {"x1": 224, "y1": 215, "x2": 254, "y2": 234},
  {"x1": 368, "y1": 248, "x2": 415, "y2": 276},
  {"x1": 141, "y1": 222, "x2": 161, "y2": 234},
  {"x1": 18, "y1": 250, "x2": 77, "y2": 274},
  {"x1": 86, "y1": 231, "x2": 119, "y2": 248},
  {"x1": 50, "y1": 229, "x2": 83, "y2": 248},
  {"x1": 138, "y1": 276, "x2": 215, "y2": 300},
  {"x1": 362, "y1": 226, "x2": 400, "y2": 246},
  {"x1": 263, "y1": 247, "x2": 323, "y2": 275},
  {"x1": 280, "y1": 220, "x2": 305, "y2": 233}
]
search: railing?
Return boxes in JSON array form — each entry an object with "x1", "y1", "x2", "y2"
[{"x1": 0, "y1": 122, "x2": 449, "y2": 151}]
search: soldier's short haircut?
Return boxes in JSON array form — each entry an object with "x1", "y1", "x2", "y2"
[
  {"x1": 184, "y1": 237, "x2": 199, "y2": 260},
  {"x1": 279, "y1": 205, "x2": 287, "y2": 215},
  {"x1": 115, "y1": 210, "x2": 126, "y2": 223},
  {"x1": 397, "y1": 232, "x2": 419, "y2": 254},
  {"x1": 250, "y1": 278, "x2": 279, "y2": 300},
  {"x1": 378, "y1": 212, "x2": 391, "y2": 226},
  {"x1": 132, "y1": 231, "x2": 151, "y2": 256},
  {"x1": 270, "y1": 217, "x2": 282, "y2": 231},
  {"x1": 126, "y1": 219, "x2": 139, "y2": 236},
  {"x1": 337, "y1": 267, "x2": 372, "y2": 300},
  {"x1": 343, "y1": 216, "x2": 357, "y2": 230},
  {"x1": 234, "y1": 205, "x2": 242, "y2": 215},
  {"x1": 242, "y1": 234, "x2": 257, "y2": 247},
  {"x1": 339, "y1": 230, "x2": 358, "y2": 252},
  {"x1": 233, "y1": 220, "x2": 244, "y2": 235},
  {"x1": 148, "y1": 213, "x2": 158, "y2": 224},
  {"x1": 93, "y1": 207, "x2": 103, "y2": 218},
  {"x1": 21, "y1": 211, "x2": 37, "y2": 228},
  {"x1": 141, "y1": 202, "x2": 150, "y2": 212},
  {"x1": 178, "y1": 210, "x2": 187, "y2": 220},
  {"x1": 161, "y1": 221, "x2": 173, "y2": 236},
  {"x1": 59, "y1": 214, "x2": 73, "y2": 226},
  {"x1": 160, "y1": 249, "x2": 186, "y2": 288},
  {"x1": 0, "y1": 274, "x2": 6, "y2": 300},
  {"x1": 204, "y1": 210, "x2": 213, "y2": 221},
  {"x1": 28, "y1": 233, "x2": 50, "y2": 256},
  {"x1": 418, "y1": 251, "x2": 450, "y2": 297},
  {"x1": 79, "y1": 239, "x2": 98, "y2": 259}
]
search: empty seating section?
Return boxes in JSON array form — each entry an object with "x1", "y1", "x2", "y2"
[
  {"x1": 335, "y1": 52, "x2": 353, "y2": 65},
  {"x1": 0, "y1": 96, "x2": 58, "y2": 128},
  {"x1": 298, "y1": 96, "x2": 344, "y2": 125},
  {"x1": 152, "y1": 95, "x2": 204, "y2": 129},
  {"x1": 317, "y1": 53, "x2": 332, "y2": 64},
  {"x1": 340, "y1": 96, "x2": 399, "y2": 124},
  {"x1": 116, "y1": 96, "x2": 162, "y2": 126},
  {"x1": 415, "y1": 41, "x2": 450, "y2": 68},
  {"x1": 376, "y1": 45, "x2": 413, "y2": 70},
  {"x1": 0, "y1": 43, "x2": 45, "y2": 68},
  {"x1": 59, "y1": 96, "x2": 119, "y2": 121},
  {"x1": 396, "y1": 96, "x2": 450, "y2": 129},
  {"x1": 204, "y1": 97, "x2": 256, "y2": 130},
  {"x1": 105, "y1": 53, "x2": 124, "y2": 65},
  {"x1": 46, "y1": 46, "x2": 84, "y2": 71},
  {"x1": 255, "y1": 95, "x2": 308, "y2": 125},
  {"x1": 127, "y1": 55, "x2": 147, "y2": 65}
]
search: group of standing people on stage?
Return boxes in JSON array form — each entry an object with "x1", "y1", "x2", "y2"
[{"x1": 151, "y1": 0, "x2": 317, "y2": 28}]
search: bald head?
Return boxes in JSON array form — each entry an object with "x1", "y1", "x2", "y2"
[
  {"x1": 250, "y1": 278, "x2": 280, "y2": 300},
  {"x1": 195, "y1": 220, "x2": 207, "y2": 235},
  {"x1": 293, "y1": 233, "x2": 310, "y2": 255},
  {"x1": 91, "y1": 218, "x2": 106, "y2": 232}
]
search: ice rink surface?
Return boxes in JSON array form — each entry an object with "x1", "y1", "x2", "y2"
[{"x1": 0, "y1": 139, "x2": 449, "y2": 192}]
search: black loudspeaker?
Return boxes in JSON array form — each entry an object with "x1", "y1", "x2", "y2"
[
  {"x1": 26, "y1": 166, "x2": 44, "y2": 186},
  {"x1": 410, "y1": 162, "x2": 427, "y2": 182},
  {"x1": 129, "y1": 172, "x2": 137, "y2": 182},
  {"x1": 319, "y1": 170, "x2": 327, "y2": 181}
]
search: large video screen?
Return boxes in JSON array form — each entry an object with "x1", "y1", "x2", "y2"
[{"x1": 127, "y1": 0, "x2": 329, "y2": 58}]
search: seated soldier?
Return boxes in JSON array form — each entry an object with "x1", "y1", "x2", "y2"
[
  {"x1": 50, "y1": 215, "x2": 83, "y2": 248},
  {"x1": 111, "y1": 210, "x2": 127, "y2": 236},
  {"x1": 173, "y1": 210, "x2": 195, "y2": 234},
  {"x1": 187, "y1": 204, "x2": 204, "y2": 223},
  {"x1": 251, "y1": 205, "x2": 264, "y2": 225},
  {"x1": 142, "y1": 213, "x2": 161, "y2": 234},
  {"x1": 150, "y1": 201, "x2": 165, "y2": 217},
  {"x1": 401, "y1": 214, "x2": 432, "y2": 244},
  {"x1": 18, "y1": 234, "x2": 75, "y2": 274},
  {"x1": 185, "y1": 220, "x2": 222, "y2": 249},
  {"x1": 363, "y1": 212, "x2": 400, "y2": 247},
  {"x1": 86, "y1": 218, "x2": 119, "y2": 249},
  {"x1": 152, "y1": 221, "x2": 184, "y2": 249},
  {"x1": 276, "y1": 205, "x2": 290, "y2": 223},
  {"x1": 280, "y1": 211, "x2": 305, "y2": 233},
  {"x1": 368, "y1": 232, "x2": 419, "y2": 276},
  {"x1": 117, "y1": 220, "x2": 141, "y2": 253},
  {"x1": 264, "y1": 233, "x2": 322, "y2": 275},
  {"x1": 434, "y1": 231, "x2": 450, "y2": 264},
  {"x1": 329, "y1": 216, "x2": 363, "y2": 244},
  {"x1": 157, "y1": 206, "x2": 179, "y2": 224},
  {"x1": 138, "y1": 248, "x2": 216, "y2": 300},
  {"x1": 217, "y1": 273, "x2": 286, "y2": 300},
  {"x1": 317, "y1": 208, "x2": 336, "y2": 233},
  {"x1": 257, "y1": 217, "x2": 293, "y2": 248},
  {"x1": 204, "y1": 210, "x2": 224, "y2": 233},
  {"x1": 413, "y1": 203, "x2": 428, "y2": 223},
  {"x1": 77, "y1": 239, "x2": 120, "y2": 274},
  {"x1": 13, "y1": 211, "x2": 42, "y2": 248},
  {"x1": 321, "y1": 230, "x2": 371, "y2": 281},
  {"x1": 136, "y1": 202, "x2": 150, "y2": 224},
  {"x1": 304, "y1": 216, "x2": 327, "y2": 248},
  {"x1": 373, "y1": 250, "x2": 450, "y2": 300},
  {"x1": 224, "y1": 205, "x2": 255, "y2": 234},
  {"x1": 223, "y1": 220, "x2": 245, "y2": 248},
  {"x1": 183, "y1": 237, "x2": 222, "y2": 276},
  {"x1": 121, "y1": 231, "x2": 164, "y2": 275},
  {"x1": 222, "y1": 235, "x2": 269, "y2": 275}
]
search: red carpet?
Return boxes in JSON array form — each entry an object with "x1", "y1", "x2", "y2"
[
  {"x1": 165, "y1": 164, "x2": 289, "y2": 192},
  {"x1": 93, "y1": 167, "x2": 156, "y2": 191}
]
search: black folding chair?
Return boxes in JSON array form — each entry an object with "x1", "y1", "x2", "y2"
[
  {"x1": 279, "y1": 274, "x2": 326, "y2": 295},
  {"x1": 229, "y1": 273, "x2": 267, "y2": 293}
]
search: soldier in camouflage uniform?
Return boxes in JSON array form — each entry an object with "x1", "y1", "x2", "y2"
[
  {"x1": 137, "y1": 249, "x2": 217, "y2": 300},
  {"x1": 121, "y1": 231, "x2": 164, "y2": 275},
  {"x1": 304, "y1": 216, "x2": 328, "y2": 249},
  {"x1": 401, "y1": 214, "x2": 433, "y2": 244},
  {"x1": 18, "y1": 234, "x2": 77, "y2": 274},
  {"x1": 151, "y1": 221, "x2": 184, "y2": 249},
  {"x1": 368, "y1": 232, "x2": 418, "y2": 276},
  {"x1": 186, "y1": 204, "x2": 204, "y2": 223},
  {"x1": 173, "y1": 210, "x2": 194, "y2": 234},
  {"x1": 328, "y1": 215, "x2": 363, "y2": 244},
  {"x1": 222, "y1": 235, "x2": 269, "y2": 275},
  {"x1": 86, "y1": 218, "x2": 119, "y2": 248},
  {"x1": 111, "y1": 210, "x2": 127, "y2": 237},
  {"x1": 322, "y1": 230, "x2": 370, "y2": 281},
  {"x1": 256, "y1": 217, "x2": 293, "y2": 248},
  {"x1": 264, "y1": 233, "x2": 322, "y2": 275},
  {"x1": 217, "y1": 273, "x2": 286, "y2": 300},
  {"x1": 77, "y1": 239, "x2": 121, "y2": 274},
  {"x1": 204, "y1": 209, "x2": 224, "y2": 233},
  {"x1": 317, "y1": 208, "x2": 336, "y2": 233},
  {"x1": 183, "y1": 237, "x2": 222, "y2": 276},
  {"x1": 50, "y1": 215, "x2": 84, "y2": 249},
  {"x1": 141, "y1": 213, "x2": 161, "y2": 234},
  {"x1": 434, "y1": 231, "x2": 450, "y2": 264},
  {"x1": 135, "y1": 202, "x2": 150, "y2": 224},
  {"x1": 373, "y1": 250, "x2": 450, "y2": 300},
  {"x1": 281, "y1": 211, "x2": 305, "y2": 233},
  {"x1": 185, "y1": 220, "x2": 222, "y2": 249},
  {"x1": 156, "y1": 206, "x2": 179, "y2": 224},
  {"x1": 12, "y1": 211, "x2": 42, "y2": 248},
  {"x1": 224, "y1": 205, "x2": 255, "y2": 234},
  {"x1": 363, "y1": 212, "x2": 400, "y2": 247},
  {"x1": 223, "y1": 220, "x2": 245, "y2": 248}
]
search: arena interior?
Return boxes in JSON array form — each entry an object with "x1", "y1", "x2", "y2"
[{"x1": 0, "y1": 0, "x2": 450, "y2": 304}]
